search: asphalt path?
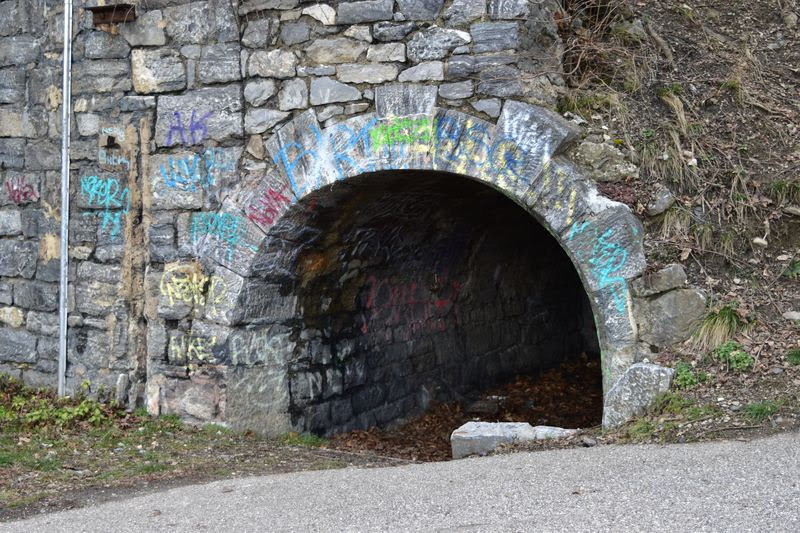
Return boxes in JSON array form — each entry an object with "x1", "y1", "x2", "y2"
[{"x1": 4, "y1": 432, "x2": 799, "y2": 532}]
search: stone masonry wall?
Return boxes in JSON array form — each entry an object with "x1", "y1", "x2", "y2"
[{"x1": 0, "y1": 0, "x2": 705, "y2": 432}]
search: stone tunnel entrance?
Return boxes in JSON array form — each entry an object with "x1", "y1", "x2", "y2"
[{"x1": 278, "y1": 171, "x2": 601, "y2": 436}]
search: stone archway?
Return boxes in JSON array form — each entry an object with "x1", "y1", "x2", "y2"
[{"x1": 184, "y1": 85, "x2": 651, "y2": 433}]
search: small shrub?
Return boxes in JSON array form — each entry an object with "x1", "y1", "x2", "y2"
[
  {"x1": 782, "y1": 259, "x2": 800, "y2": 280},
  {"x1": 712, "y1": 341, "x2": 754, "y2": 373},
  {"x1": 673, "y1": 362, "x2": 700, "y2": 389},
  {"x1": 743, "y1": 402, "x2": 779, "y2": 421},
  {"x1": 787, "y1": 349, "x2": 800, "y2": 366},
  {"x1": 280, "y1": 432, "x2": 327, "y2": 448},
  {"x1": 652, "y1": 391, "x2": 694, "y2": 415}
]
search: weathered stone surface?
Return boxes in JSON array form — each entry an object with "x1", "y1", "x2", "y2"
[
  {"x1": 0, "y1": 240, "x2": 36, "y2": 278},
  {"x1": 337, "y1": 0, "x2": 394, "y2": 25},
  {"x1": 278, "y1": 78, "x2": 308, "y2": 111},
  {"x1": 0, "y1": 209, "x2": 21, "y2": 235},
  {"x1": 25, "y1": 140, "x2": 60, "y2": 170},
  {"x1": 0, "y1": 69, "x2": 24, "y2": 104},
  {"x1": 26, "y1": 310, "x2": 58, "y2": 337},
  {"x1": 366, "y1": 43, "x2": 406, "y2": 62},
  {"x1": 0, "y1": 306, "x2": 23, "y2": 328},
  {"x1": 477, "y1": 65, "x2": 522, "y2": 97},
  {"x1": 245, "y1": 108, "x2": 290, "y2": 134},
  {"x1": 373, "y1": 21, "x2": 416, "y2": 42},
  {"x1": 407, "y1": 27, "x2": 471, "y2": 62},
  {"x1": 451, "y1": 422, "x2": 578, "y2": 459},
  {"x1": 83, "y1": 31, "x2": 131, "y2": 60},
  {"x1": 646, "y1": 186, "x2": 675, "y2": 217},
  {"x1": 242, "y1": 18, "x2": 274, "y2": 48},
  {"x1": 72, "y1": 59, "x2": 132, "y2": 94},
  {"x1": 783, "y1": 311, "x2": 800, "y2": 321},
  {"x1": 249, "y1": 49, "x2": 298, "y2": 79},
  {"x1": 632, "y1": 264, "x2": 687, "y2": 297},
  {"x1": 636, "y1": 289, "x2": 706, "y2": 347},
  {"x1": 603, "y1": 363, "x2": 674, "y2": 427},
  {"x1": 155, "y1": 86, "x2": 243, "y2": 147},
  {"x1": 337, "y1": 63, "x2": 398, "y2": 84},
  {"x1": 488, "y1": 0, "x2": 529, "y2": 19},
  {"x1": 0, "y1": 139, "x2": 24, "y2": 168},
  {"x1": 13, "y1": 279, "x2": 57, "y2": 311},
  {"x1": 120, "y1": 9, "x2": 167, "y2": 46},
  {"x1": 343, "y1": 25, "x2": 372, "y2": 42},
  {"x1": 281, "y1": 21, "x2": 310, "y2": 45},
  {"x1": 132, "y1": 49, "x2": 187, "y2": 94},
  {"x1": 397, "y1": 0, "x2": 444, "y2": 20},
  {"x1": 398, "y1": 61, "x2": 444, "y2": 82},
  {"x1": 0, "y1": 326, "x2": 37, "y2": 363},
  {"x1": 374, "y1": 83, "x2": 438, "y2": 117},
  {"x1": 0, "y1": 35, "x2": 39, "y2": 67},
  {"x1": 302, "y1": 4, "x2": 336, "y2": 25},
  {"x1": 240, "y1": 0, "x2": 299, "y2": 13},
  {"x1": 445, "y1": 0, "x2": 487, "y2": 25},
  {"x1": 471, "y1": 22, "x2": 519, "y2": 52},
  {"x1": 439, "y1": 81, "x2": 473, "y2": 100},
  {"x1": 573, "y1": 141, "x2": 638, "y2": 183},
  {"x1": 244, "y1": 79, "x2": 278, "y2": 106},
  {"x1": 310, "y1": 77, "x2": 362, "y2": 105},
  {"x1": 472, "y1": 97, "x2": 501, "y2": 117},
  {"x1": 163, "y1": 2, "x2": 216, "y2": 44},
  {"x1": 306, "y1": 38, "x2": 367, "y2": 64},
  {"x1": 198, "y1": 43, "x2": 241, "y2": 84}
]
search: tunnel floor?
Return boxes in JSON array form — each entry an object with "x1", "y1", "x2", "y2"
[{"x1": 329, "y1": 352, "x2": 602, "y2": 462}]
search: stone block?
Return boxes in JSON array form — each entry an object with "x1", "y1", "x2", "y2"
[
  {"x1": 0, "y1": 239, "x2": 36, "y2": 278},
  {"x1": 281, "y1": 21, "x2": 310, "y2": 45},
  {"x1": 374, "y1": 83, "x2": 438, "y2": 117},
  {"x1": 278, "y1": 78, "x2": 308, "y2": 111},
  {"x1": 26, "y1": 310, "x2": 58, "y2": 337},
  {"x1": 0, "y1": 208, "x2": 22, "y2": 235},
  {"x1": 632, "y1": 264, "x2": 688, "y2": 297},
  {"x1": 0, "y1": 35, "x2": 39, "y2": 67},
  {"x1": 0, "y1": 68, "x2": 25, "y2": 104},
  {"x1": 398, "y1": 61, "x2": 444, "y2": 82},
  {"x1": 366, "y1": 43, "x2": 406, "y2": 62},
  {"x1": 306, "y1": 38, "x2": 367, "y2": 64},
  {"x1": 248, "y1": 49, "x2": 297, "y2": 79},
  {"x1": 488, "y1": 0, "x2": 528, "y2": 19},
  {"x1": 24, "y1": 139, "x2": 60, "y2": 170},
  {"x1": 451, "y1": 422, "x2": 578, "y2": 459},
  {"x1": 444, "y1": 0, "x2": 486, "y2": 26},
  {"x1": 439, "y1": 80, "x2": 473, "y2": 99},
  {"x1": 471, "y1": 22, "x2": 519, "y2": 52},
  {"x1": 602, "y1": 363, "x2": 674, "y2": 427},
  {"x1": 240, "y1": 0, "x2": 299, "y2": 14},
  {"x1": 72, "y1": 59, "x2": 131, "y2": 94},
  {"x1": 120, "y1": 9, "x2": 167, "y2": 46},
  {"x1": 407, "y1": 27, "x2": 471, "y2": 62},
  {"x1": 636, "y1": 288, "x2": 706, "y2": 348},
  {"x1": 163, "y1": 1, "x2": 215, "y2": 44},
  {"x1": 477, "y1": 65, "x2": 522, "y2": 97},
  {"x1": 337, "y1": 63, "x2": 398, "y2": 84},
  {"x1": 198, "y1": 43, "x2": 242, "y2": 85},
  {"x1": 0, "y1": 139, "x2": 24, "y2": 169},
  {"x1": 0, "y1": 326, "x2": 37, "y2": 363},
  {"x1": 83, "y1": 31, "x2": 130, "y2": 59},
  {"x1": 397, "y1": 0, "x2": 444, "y2": 20},
  {"x1": 14, "y1": 279, "x2": 58, "y2": 311},
  {"x1": 337, "y1": 0, "x2": 394, "y2": 24},
  {"x1": 155, "y1": 85, "x2": 243, "y2": 147},
  {"x1": 0, "y1": 306, "x2": 23, "y2": 328},
  {"x1": 131, "y1": 49, "x2": 187, "y2": 94},
  {"x1": 310, "y1": 77, "x2": 362, "y2": 106},
  {"x1": 245, "y1": 108, "x2": 290, "y2": 135},
  {"x1": 74, "y1": 281, "x2": 120, "y2": 316},
  {"x1": 244, "y1": 79, "x2": 278, "y2": 106},
  {"x1": 373, "y1": 21, "x2": 416, "y2": 42},
  {"x1": 242, "y1": 18, "x2": 275, "y2": 48}
]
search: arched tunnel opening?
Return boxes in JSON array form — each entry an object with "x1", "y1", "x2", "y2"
[{"x1": 266, "y1": 171, "x2": 602, "y2": 442}]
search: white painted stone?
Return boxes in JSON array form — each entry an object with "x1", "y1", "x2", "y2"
[{"x1": 451, "y1": 422, "x2": 578, "y2": 459}]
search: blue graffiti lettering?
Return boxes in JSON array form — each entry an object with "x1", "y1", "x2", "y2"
[{"x1": 80, "y1": 175, "x2": 130, "y2": 241}]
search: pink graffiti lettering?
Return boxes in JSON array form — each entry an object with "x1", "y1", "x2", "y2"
[
  {"x1": 4, "y1": 176, "x2": 38, "y2": 205},
  {"x1": 246, "y1": 185, "x2": 292, "y2": 226}
]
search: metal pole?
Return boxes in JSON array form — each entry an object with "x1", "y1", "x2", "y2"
[{"x1": 58, "y1": 0, "x2": 73, "y2": 397}]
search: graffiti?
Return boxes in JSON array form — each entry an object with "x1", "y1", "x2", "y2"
[
  {"x1": 166, "y1": 110, "x2": 212, "y2": 147},
  {"x1": 168, "y1": 333, "x2": 219, "y2": 365},
  {"x1": 159, "y1": 264, "x2": 227, "y2": 317},
  {"x1": 98, "y1": 148, "x2": 131, "y2": 170},
  {"x1": 229, "y1": 329, "x2": 291, "y2": 367},
  {"x1": 191, "y1": 212, "x2": 259, "y2": 261},
  {"x1": 159, "y1": 148, "x2": 235, "y2": 192},
  {"x1": 360, "y1": 272, "x2": 462, "y2": 338},
  {"x1": 370, "y1": 117, "x2": 434, "y2": 149},
  {"x1": 80, "y1": 175, "x2": 130, "y2": 241},
  {"x1": 246, "y1": 184, "x2": 292, "y2": 226},
  {"x1": 4, "y1": 175, "x2": 38, "y2": 204},
  {"x1": 568, "y1": 221, "x2": 630, "y2": 313}
]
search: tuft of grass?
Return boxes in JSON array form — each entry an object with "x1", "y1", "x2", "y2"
[
  {"x1": 280, "y1": 432, "x2": 328, "y2": 448},
  {"x1": 659, "y1": 206, "x2": 690, "y2": 239},
  {"x1": 743, "y1": 401, "x2": 779, "y2": 421},
  {"x1": 653, "y1": 391, "x2": 694, "y2": 415},
  {"x1": 692, "y1": 302, "x2": 744, "y2": 351},
  {"x1": 767, "y1": 179, "x2": 800, "y2": 204},
  {"x1": 626, "y1": 419, "x2": 656, "y2": 441},
  {"x1": 786, "y1": 349, "x2": 800, "y2": 366},
  {"x1": 712, "y1": 340, "x2": 754, "y2": 373}
]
